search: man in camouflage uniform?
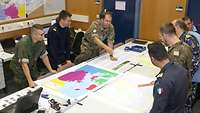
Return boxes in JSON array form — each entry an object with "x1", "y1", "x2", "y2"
[
  {"x1": 74, "y1": 11, "x2": 115, "y2": 64},
  {"x1": 160, "y1": 22, "x2": 192, "y2": 70},
  {"x1": 167, "y1": 42, "x2": 192, "y2": 70},
  {"x1": 174, "y1": 20, "x2": 200, "y2": 113},
  {"x1": 10, "y1": 24, "x2": 57, "y2": 89},
  {"x1": 173, "y1": 20, "x2": 200, "y2": 75},
  {"x1": 160, "y1": 22, "x2": 193, "y2": 113}
]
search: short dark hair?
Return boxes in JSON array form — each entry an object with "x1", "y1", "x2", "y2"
[
  {"x1": 182, "y1": 16, "x2": 192, "y2": 22},
  {"x1": 175, "y1": 20, "x2": 189, "y2": 31},
  {"x1": 31, "y1": 24, "x2": 43, "y2": 33},
  {"x1": 57, "y1": 10, "x2": 72, "y2": 22},
  {"x1": 148, "y1": 42, "x2": 168, "y2": 61},
  {"x1": 99, "y1": 9, "x2": 112, "y2": 19},
  {"x1": 160, "y1": 22, "x2": 176, "y2": 35}
]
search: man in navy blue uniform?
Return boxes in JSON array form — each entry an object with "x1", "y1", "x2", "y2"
[
  {"x1": 148, "y1": 42, "x2": 189, "y2": 113},
  {"x1": 47, "y1": 10, "x2": 74, "y2": 70}
]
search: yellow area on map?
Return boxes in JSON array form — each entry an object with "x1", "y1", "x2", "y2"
[{"x1": 51, "y1": 78, "x2": 66, "y2": 87}]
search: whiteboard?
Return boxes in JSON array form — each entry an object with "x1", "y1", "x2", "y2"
[
  {"x1": 44, "y1": 0, "x2": 65, "y2": 15},
  {"x1": 26, "y1": 0, "x2": 44, "y2": 15}
]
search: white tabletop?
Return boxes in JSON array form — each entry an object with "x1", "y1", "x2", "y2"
[
  {"x1": 67, "y1": 73, "x2": 154, "y2": 113},
  {"x1": 0, "y1": 41, "x2": 159, "y2": 113}
]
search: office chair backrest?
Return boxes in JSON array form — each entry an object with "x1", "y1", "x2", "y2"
[
  {"x1": 0, "y1": 38, "x2": 16, "y2": 53},
  {"x1": 72, "y1": 31, "x2": 84, "y2": 55}
]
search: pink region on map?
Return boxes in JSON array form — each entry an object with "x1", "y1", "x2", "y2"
[
  {"x1": 58, "y1": 70, "x2": 86, "y2": 82},
  {"x1": 4, "y1": 4, "x2": 18, "y2": 18}
]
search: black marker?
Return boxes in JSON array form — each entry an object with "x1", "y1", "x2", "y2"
[{"x1": 77, "y1": 102, "x2": 83, "y2": 106}]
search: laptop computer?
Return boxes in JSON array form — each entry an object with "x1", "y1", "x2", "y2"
[{"x1": 0, "y1": 87, "x2": 43, "y2": 113}]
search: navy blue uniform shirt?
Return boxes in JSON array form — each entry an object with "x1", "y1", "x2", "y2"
[
  {"x1": 47, "y1": 22, "x2": 71, "y2": 69},
  {"x1": 150, "y1": 62, "x2": 189, "y2": 113}
]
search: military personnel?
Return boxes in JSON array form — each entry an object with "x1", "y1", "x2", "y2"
[
  {"x1": 173, "y1": 20, "x2": 200, "y2": 74},
  {"x1": 174, "y1": 20, "x2": 200, "y2": 113},
  {"x1": 74, "y1": 10, "x2": 115, "y2": 64},
  {"x1": 182, "y1": 16, "x2": 198, "y2": 33},
  {"x1": 160, "y1": 23, "x2": 194, "y2": 113},
  {"x1": 47, "y1": 10, "x2": 74, "y2": 71},
  {"x1": 159, "y1": 22, "x2": 192, "y2": 71},
  {"x1": 180, "y1": 17, "x2": 200, "y2": 48},
  {"x1": 10, "y1": 24, "x2": 57, "y2": 89},
  {"x1": 148, "y1": 42, "x2": 189, "y2": 113}
]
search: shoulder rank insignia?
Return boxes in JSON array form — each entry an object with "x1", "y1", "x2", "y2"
[
  {"x1": 93, "y1": 29, "x2": 97, "y2": 33},
  {"x1": 173, "y1": 51, "x2": 179, "y2": 56},
  {"x1": 53, "y1": 28, "x2": 57, "y2": 32},
  {"x1": 186, "y1": 34, "x2": 191, "y2": 39}
]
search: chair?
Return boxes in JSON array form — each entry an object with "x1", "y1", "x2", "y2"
[
  {"x1": 1, "y1": 38, "x2": 16, "y2": 53},
  {"x1": 70, "y1": 31, "x2": 85, "y2": 62},
  {"x1": 0, "y1": 39, "x2": 16, "y2": 93},
  {"x1": 0, "y1": 59, "x2": 6, "y2": 92}
]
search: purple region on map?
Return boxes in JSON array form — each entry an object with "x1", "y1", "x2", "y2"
[
  {"x1": 58, "y1": 70, "x2": 86, "y2": 82},
  {"x1": 4, "y1": 4, "x2": 18, "y2": 19}
]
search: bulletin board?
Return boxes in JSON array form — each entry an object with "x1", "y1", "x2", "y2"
[{"x1": 0, "y1": 0, "x2": 66, "y2": 23}]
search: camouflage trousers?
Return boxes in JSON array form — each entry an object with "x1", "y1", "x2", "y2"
[
  {"x1": 10, "y1": 62, "x2": 39, "y2": 89},
  {"x1": 74, "y1": 45, "x2": 99, "y2": 65},
  {"x1": 185, "y1": 83, "x2": 200, "y2": 113}
]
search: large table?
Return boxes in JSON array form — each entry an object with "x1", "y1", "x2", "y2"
[{"x1": 0, "y1": 41, "x2": 160, "y2": 113}]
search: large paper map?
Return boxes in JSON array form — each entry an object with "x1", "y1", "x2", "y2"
[
  {"x1": 0, "y1": 0, "x2": 26, "y2": 20},
  {"x1": 43, "y1": 65, "x2": 120, "y2": 99}
]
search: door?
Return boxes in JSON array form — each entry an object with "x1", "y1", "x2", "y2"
[{"x1": 139, "y1": 0, "x2": 187, "y2": 41}]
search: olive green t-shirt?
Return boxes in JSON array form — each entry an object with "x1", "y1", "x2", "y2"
[{"x1": 10, "y1": 36, "x2": 47, "y2": 80}]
